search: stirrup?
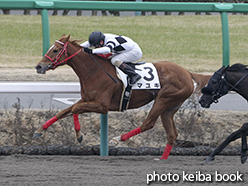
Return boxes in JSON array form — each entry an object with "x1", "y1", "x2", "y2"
[{"x1": 129, "y1": 74, "x2": 141, "y2": 85}]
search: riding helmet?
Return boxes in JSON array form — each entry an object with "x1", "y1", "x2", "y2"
[{"x1": 88, "y1": 31, "x2": 105, "y2": 47}]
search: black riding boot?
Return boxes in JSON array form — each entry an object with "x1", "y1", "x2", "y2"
[{"x1": 119, "y1": 63, "x2": 141, "y2": 85}]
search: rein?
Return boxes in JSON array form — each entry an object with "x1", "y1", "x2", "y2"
[
  {"x1": 44, "y1": 40, "x2": 82, "y2": 69},
  {"x1": 224, "y1": 72, "x2": 248, "y2": 92},
  {"x1": 44, "y1": 40, "x2": 117, "y2": 83},
  {"x1": 211, "y1": 71, "x2": 248, "y2": 103},
  {"x1": 89, "y1": 54, "x2": 117, "y2": 83}
]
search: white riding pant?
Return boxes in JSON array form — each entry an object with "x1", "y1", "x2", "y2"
[{"x1": 110, "y1": 43, "x2": 142, "y2": 67}]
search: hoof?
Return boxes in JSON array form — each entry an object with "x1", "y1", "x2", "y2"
[
  {"x1": 77, "y1": 135, "x2": 83, "y2": 143},
  {"x1": 109, "y1": 136, "x2": 121, "y2": 146},
  {"x1": 241, "y1": 156, "x2": 247, "y2": 164},
  {"x1": 205, "y1": 156, "x2": 214, "y2": 162},
  {"x1": 33, "y1": 132, "x2": 43, "y2": 138},
  {"x1": 154, "y1": 158, "x2": 167, "y2": 161}
]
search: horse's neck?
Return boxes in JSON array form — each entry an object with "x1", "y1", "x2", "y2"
[
  {"x1": 226, "y1": 71, "x2": 248, "y2": 100},
  {"x1": 68, "y1": 48, "x2": 112, "y2": 83},
  {"x1": 70, "y1": 54, "x2": 96, "y2": 80}
]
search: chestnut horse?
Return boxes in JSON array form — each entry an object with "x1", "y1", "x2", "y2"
[
  {"x1": 34, "y1": 34, "x2": 211, "y2": 160},
  {"x1": 199, "y1": 63, "x2": 248, "y2": 164}
]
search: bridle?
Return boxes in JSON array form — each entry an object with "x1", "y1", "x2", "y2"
[
  {"x1": 225, "y1": 72, "x2": 248, "y2": 92},
  {"x1": 212, "y1": 72, "x2": 228, "y2": 103},
  {"x1": 43, "y1": 40, "x2": 117, "y2": 83},
  {"x1": 44, "y1": 40, "x2": 82, "y2": 69},
  {"x1": 202, "y1": 71, "x2": 248, "y2": 103}
]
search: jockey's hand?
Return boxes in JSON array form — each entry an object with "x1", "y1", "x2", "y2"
[{"x1": 84, "y1": 48, "x2": 92, "y2": 54}]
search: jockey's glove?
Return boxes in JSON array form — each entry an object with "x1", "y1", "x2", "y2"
[{"x1": 84, "y1": 47, "x2": 92, "y2": 54}]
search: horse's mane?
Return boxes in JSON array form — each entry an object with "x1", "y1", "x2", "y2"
[
  {"x1": 59, "y1": 34, "x2": 84, "y2": 48},
  {"x1": 68, "y1": 37, "x2": 110, "y2": 61},
  {"x1": 70, "y1": 39, "x2": 84, "y2": 48},
  {"x1": 228, "y1": 63, "x2": 248, "y2": 72}
]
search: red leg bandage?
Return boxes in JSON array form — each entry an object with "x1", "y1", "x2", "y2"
[
  {"x1": 42, "y1": 116, "x2": 58, "y2": 130},
  {"x1": 160, "y1": 144, "x2": 173, "y2": 160},
  {"x1": 73, "y1": 114, "x2": 81, "y2": 131},
  {"x1": 121, "y1": 127, "x2": 141, "y2": 141}
]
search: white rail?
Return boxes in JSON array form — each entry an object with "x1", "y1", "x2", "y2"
[
  {"x1": 0, "y1": 82, "x2": 80, "y2": 94},
  {"x1": 0, "y1": 82, "x2": 81, "y2": 105}
]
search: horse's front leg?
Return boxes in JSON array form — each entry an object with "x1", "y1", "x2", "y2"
[
  {"x1": 33, "y1": 106, "x2": 74, "y2": 137},
  {"x1": 33, "y1": 100, "x2": 109, "y2": 141},
  {"x1": 241, "y1": 131, "x2": 247, "y2": 164},
  {"x1": 206, "y1": 127, "x2": 243, "y2": 162},
  {"x1": 240, "y1": 123, "x2": 248, "y2": 164},
  {"x1": 73, "y1": 114, "x2": 83, "y2": 143},
  {"x1": 71, "y1": 100, "x2": 109, "y2": 114},
  {"x1": 33, "y1": 104, "x2": 84, "y2": 143}
]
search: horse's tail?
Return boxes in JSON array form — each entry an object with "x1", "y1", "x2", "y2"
[{"x1": 190, "y1": 72, "x2": 212, "y2": 93}]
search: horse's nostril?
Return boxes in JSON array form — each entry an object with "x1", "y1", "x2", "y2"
[
  {"x1": 35, "y1": 65, "x2": 41, "y2": 70},
  {"x1": 199, "y1": 100, "x2": 206, "y2": 106}
]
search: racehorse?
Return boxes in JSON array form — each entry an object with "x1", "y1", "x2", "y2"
[
  {"x1": 34, "y1": 34, "x2": 211, "y2": 160},
  {"x1": 199, "y1": 63, "x2": 248, "y2": 164}
]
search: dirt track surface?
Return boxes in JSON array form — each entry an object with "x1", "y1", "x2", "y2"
[{"x1": 0, "y1": 155, "x2": 247, "y2": 186}]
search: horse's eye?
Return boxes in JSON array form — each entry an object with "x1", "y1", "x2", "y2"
[
  {"x1": 53, "y1": 49, "x2": 58, "y2": 53},
  {"x1": 211, "y1": 79, "x2": 217, "y2": 84}
]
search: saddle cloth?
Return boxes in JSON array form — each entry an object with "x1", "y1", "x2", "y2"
[
  {"x1": 116, "y1": 62, "x2": 161, "y2": 111},
  {"x1": 116, "y1": 62, "x2": 161, "y2": 89}
]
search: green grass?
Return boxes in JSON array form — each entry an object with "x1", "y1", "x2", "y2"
[{"x1": 1, "y1": 14, "x2": 248, "y2": 72}]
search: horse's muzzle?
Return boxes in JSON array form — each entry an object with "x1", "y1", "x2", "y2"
[
  {"x1": 35, "y1": 64, "x2": 50, "y2": 74},
  {"x1": 198, "y1": 99, "x2": 211, "y2": 108}
]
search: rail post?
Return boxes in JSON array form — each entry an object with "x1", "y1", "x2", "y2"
[
  {"x1": 100, "y1": 114, "x2": 108, "y2": 156},
  {"x1": 135, "y1": 0, "x2": 142, "y2": 16},
  {"x1": 41, "y1": 9, "x2": 50, "y2": 55},
  {"x1": 220, "y1": 12, "x2": 230, "y2": 67},
  {"x1": 214, "y1": 3, "x2": 233, "y2": 67}
]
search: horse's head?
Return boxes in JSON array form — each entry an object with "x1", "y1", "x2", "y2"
[
  {"x1": 35, "y1": 34, "x2": 72, "y2": 74},
  {"x1": 199, "y1": 65, "x2": 229, "y2": 108}
]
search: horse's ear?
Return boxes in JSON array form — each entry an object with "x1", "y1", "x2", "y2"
[
  {"x1": 221, "y1": 65, "x2": 229, "y2": 74},
  {"x1": 224, "y1": 65, "x2": 230, "y2": 71},
  {"x1": 64, "y1": 34, "x2": 70, "y2": 41},
  {"x1": 217, "y1": 65, "x2": 229, "y2": 75},
  {"x1": 59, "y1": 34, "x2": 66, "y2": 40},
  {"x1": 60, "y1": 34, "x2": 70, "y2": 42}
]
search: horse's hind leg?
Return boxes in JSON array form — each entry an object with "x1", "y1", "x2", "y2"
[
  {"x1": 109, "y1": 111, "x2": 160, "y2": 145},
  {"x1": 109, "y1": 98, "x2": 179, "y2": 160},
  {"x1": 159, "y1": 110, "x2": 179, "y2": 160},
  {"x1": 109, "y1": 100, "x2": 163, "y2": 146},
  {"x1": 110, "y1": 106, "x2": 179, "y2": 160}
]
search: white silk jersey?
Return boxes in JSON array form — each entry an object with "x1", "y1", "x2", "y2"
[{"x1": 81, "y1": 33, "x2": 137, "y2": 55}]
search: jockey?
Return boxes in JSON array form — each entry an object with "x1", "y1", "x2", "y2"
[{"x1": 81, "y1": 31, "x2": 142, "y2": 85}]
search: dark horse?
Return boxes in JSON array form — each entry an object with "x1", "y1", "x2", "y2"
[
  {"x1": 34, "y1": 34, "x2": 211, "y2": 160},
  {"x1": 199, "y1": 63, "x2": 248, "y2": 164}
]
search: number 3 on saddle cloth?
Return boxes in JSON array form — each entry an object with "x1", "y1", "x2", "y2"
[{"x1": 116, "y1": 62, "x2": 161, "y2": 111}]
